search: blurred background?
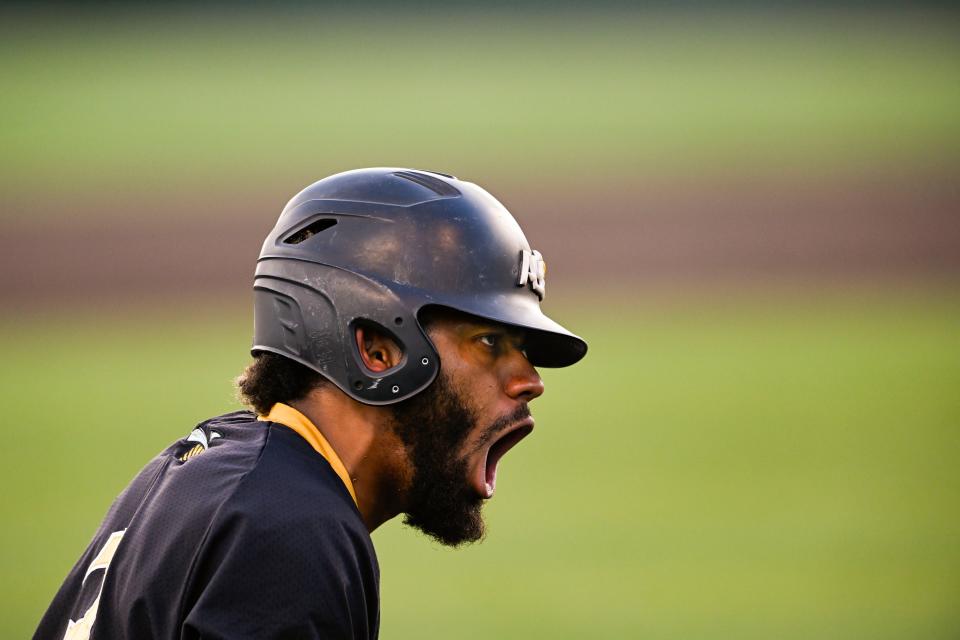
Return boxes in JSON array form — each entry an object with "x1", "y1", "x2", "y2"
[{"x1": 2, "y1": 2, "x2": 958, "y2": 638}]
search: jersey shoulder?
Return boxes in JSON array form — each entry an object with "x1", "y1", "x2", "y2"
[{"x1": 179, "y1": 419, "x2": 380, "y2": 638}]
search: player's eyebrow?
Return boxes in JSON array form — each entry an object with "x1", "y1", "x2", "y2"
[{"x1": 470, "y1": 323, "x2": 528, "y2": 346}]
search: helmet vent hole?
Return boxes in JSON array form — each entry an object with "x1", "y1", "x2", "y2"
[
  {"x1": 394, "y1": 317, "x2": 403, "y2": 326},
  {"x1": 353, "y1": 380, "x2": 364, "y2": 391},
  {"x1": 284, "y1": 218, "x2": 337, "y2": 245},
  {"x1": 393, "y1": 171, "x2": 460, "y2": 197}
]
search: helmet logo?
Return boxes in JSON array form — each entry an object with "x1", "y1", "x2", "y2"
[{"x1": 518, "y1": 249, "x2": 546, "y2": 300}]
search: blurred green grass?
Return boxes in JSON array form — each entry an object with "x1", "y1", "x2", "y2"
[
  {"x1": 2, "y1": 10, "x2": 958, "y2": 201},
  {"x1": 3, "y1": 292, "x2": 958, "y2": 638}
]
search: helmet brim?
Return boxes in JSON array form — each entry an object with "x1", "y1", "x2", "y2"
[{"x1": 418, "y1": 297, "x2": 587, "y2": 368}]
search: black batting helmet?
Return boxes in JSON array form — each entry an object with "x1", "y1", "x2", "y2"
[{"x1": 252, "y1": 167, "x2": 587, "y2": 405}]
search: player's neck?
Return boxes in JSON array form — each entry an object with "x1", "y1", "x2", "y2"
[{"x1": 292, "y1": 389, "x2": 409, "y2": 532}]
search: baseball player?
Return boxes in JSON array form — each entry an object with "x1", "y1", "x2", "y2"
[{"x1": 35, "y1": 168, "x2": 587, "y2": 639}]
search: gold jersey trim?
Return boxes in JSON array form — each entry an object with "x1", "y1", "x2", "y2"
[
  {"x1": 180, "y1": 443, "x2": 205, "y2": 462},
  {"x1": 258, "y1": 403, "x2": 358, "y2": 507}
]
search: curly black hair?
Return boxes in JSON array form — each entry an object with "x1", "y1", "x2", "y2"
[{"x1": 235, "y1": 352, "x2": 326, "y2": 416}]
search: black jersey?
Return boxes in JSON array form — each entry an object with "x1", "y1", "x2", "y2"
[{"x1": 35, "y1": 407, "x2": 380, "y2": 640}]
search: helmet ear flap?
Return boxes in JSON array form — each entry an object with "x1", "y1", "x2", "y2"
[
  {"x1": 255, "y1": 289, "x2": 312, "y2": 359},
  {"x1": 253, "y1": 260, "x2": 439, "y2": 405}
]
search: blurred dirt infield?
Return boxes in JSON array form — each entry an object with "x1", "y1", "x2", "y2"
[{"x1": 2, "y1": 170, "x2": 958, "y2": 309}]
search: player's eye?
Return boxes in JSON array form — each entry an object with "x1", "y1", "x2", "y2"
[{"x1": 478, "y1": 334, "x2": 498, "y2": 348}]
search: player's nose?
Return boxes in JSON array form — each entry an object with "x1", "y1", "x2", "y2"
[{"x1": 504, "y1": 355, "x2": 545, "y2": 402}]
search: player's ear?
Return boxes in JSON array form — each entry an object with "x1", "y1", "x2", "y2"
[{"x1": 355, "y1": 324, "x2": 403, "y2": 373}]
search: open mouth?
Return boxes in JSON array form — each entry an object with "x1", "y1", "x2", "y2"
[{"x1": 477, "y1": 420, "x2": 534, "y2": 499}]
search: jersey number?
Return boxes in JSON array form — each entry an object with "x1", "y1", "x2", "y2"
[{"x1": 63, "y1": 529, "x2": 126, "y2": 640}]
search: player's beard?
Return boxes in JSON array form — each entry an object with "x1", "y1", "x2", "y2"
[{"x1": 389, "y1": 371, "x2": 487, "y2": 547}]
